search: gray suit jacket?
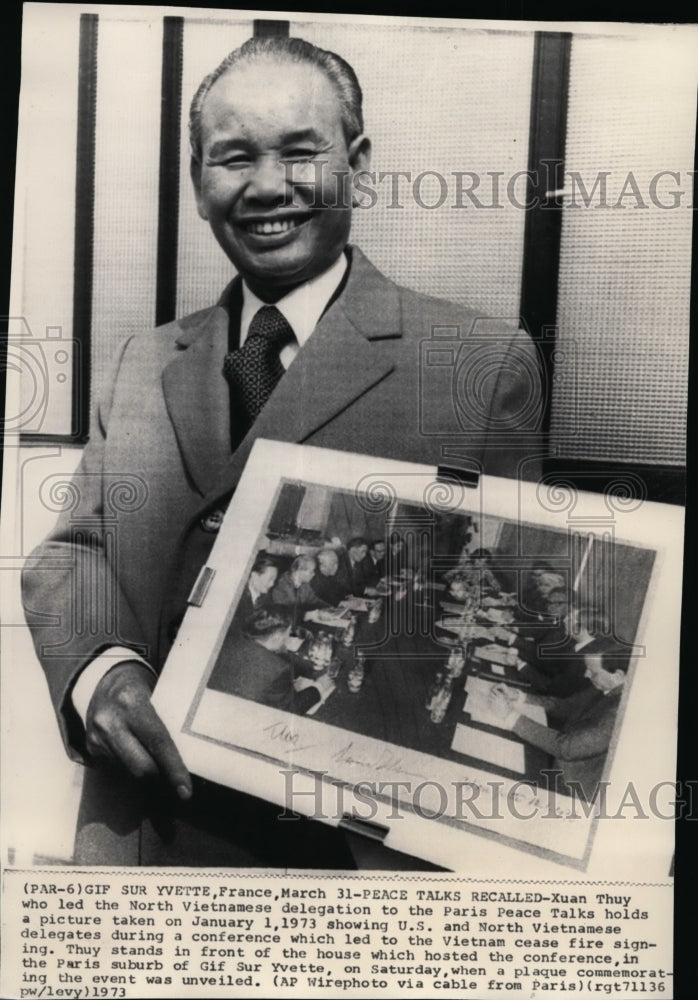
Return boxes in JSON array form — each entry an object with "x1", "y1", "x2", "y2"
[
  {"x1": 207, "y1": 634, "x2": 320, "y2": 715},
  {"x1": 514, "y1": 687, "x2": 623, "y2": 802},
  {"x1": 22, "y1": 246, "x2": 543, "y2": 863}
]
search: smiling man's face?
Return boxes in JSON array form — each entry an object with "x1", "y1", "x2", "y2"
[{"x1": 191, "y1": 57, "x2": 370, "y2": 300}]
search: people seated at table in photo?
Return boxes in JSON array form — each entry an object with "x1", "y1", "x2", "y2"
[
  {"x1": 234, "y1": 552, "x2": 279, "y2": 624},
  {"x1": 336, "y1": 536, "x2": 376, "y2": 596},
  {"x1": 312, "y1": 548, "x2": 352, "y2": 606},
  {"x1": 488, "y1": 650, "x2": 629, "y2": 802},
  {"x1": 518, "y1": 561, "x2": 557, "y2": 616},
  {"x1": 208, "y1": 608, "x2": 334, "y2": 714},
  {"x1": 272, "y1": 555, "x2": 325, "y2": 628},
  {"x1": 468, "y1": 548, "x2": 502, "y2": 596},
  {"x1": 515, "y1": 571, "x2": 568, "y2": 636},
  {"x1": 442, "y1": 568, "x2": 479, "y2": 605},
  {"x1": 367, "y1": 538, "x2": 387, "y2": 584},
  {"x1": 533, "y1": 569, "x2": 568, "y2": 610},
  {"x1": 386, "y1": 532, "x2": 413, "y2": 579},
  {"x1": 495, "y1": 590, "x2": 596, "y2": 697},
  {"x1": 524, "y1": 605, "x2": 612, "y2": 701},
  {"x1": 441, "y1": 553, "x2": 504, "y2": 609},
  {"x1": 504, "y1": 585, "x2": 572, "y2": 652}
]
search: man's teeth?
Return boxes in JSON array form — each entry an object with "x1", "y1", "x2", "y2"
[{"x1": 246, "y1": 218, "x2": 303, "y2": 235}]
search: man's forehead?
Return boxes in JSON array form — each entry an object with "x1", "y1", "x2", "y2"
[{"x1": 200, "y1": 58, "x2": 343, "y2": 134}]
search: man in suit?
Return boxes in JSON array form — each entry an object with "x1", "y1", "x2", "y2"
[
  {"x1": 511, "y1": 600, "x2": 608, "y2": 698},
  {"x1": 367, "y1": 539, "x2": 386, "y2": 585},
  {"x1": 207, "y1": 607, "x2": 333, "y2": 713},
  {"x1": 490, "y1": 650, "x2": 629, "y2": 803},
  {"x1": 338, "y1": 537, "x2": 375, "y2": 596},
  {"x1": 386, "y1": 532, "x2": 414, "y2": 580},
  {"x1": 271, "y1": 554, "x2": 325, "y2": 631},
  {"x1": 312, "y1": 547, "x2": 351, "y2": 606},
  {"x1": 503, "y1": 585, "x2": 571, "y2": 662},
  {"x1": 233, "y1": 552, "x2": 279, "y2": 624},
  {"x1": 22, "y1": 35, "x2": 543, "y2": 866}
]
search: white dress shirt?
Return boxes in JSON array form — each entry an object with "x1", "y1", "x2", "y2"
[
  {"x1": 239, "y1": 252, "x2": 347, "y2": 367},
  {"x1": 72, "y1": 253, "x2": 348, "y2": 727}
]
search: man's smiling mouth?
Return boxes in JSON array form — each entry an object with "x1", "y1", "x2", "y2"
[{"x1": 239, "y1": 214, "x2": 313, "y2": 236}]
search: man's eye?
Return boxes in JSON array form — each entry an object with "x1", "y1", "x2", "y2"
[
  {"x1": 283, "y1": 149, "x2": 317, "y2": 162},
  {"x1": 215, "y1": 155, "x2": 251, "y2": 169}
]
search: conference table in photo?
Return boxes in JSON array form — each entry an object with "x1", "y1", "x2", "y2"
[{"x1": 291, "y1": 586, "x2": 551, "y2": 788}]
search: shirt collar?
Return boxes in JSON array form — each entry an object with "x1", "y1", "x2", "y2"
[{"x1": 240, "y1": 253, "x2": 348, "y2": 348}]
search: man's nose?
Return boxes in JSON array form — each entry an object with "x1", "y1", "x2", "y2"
[{"x1": 246, "y1": 156, "x2": 289, "y2": 202}]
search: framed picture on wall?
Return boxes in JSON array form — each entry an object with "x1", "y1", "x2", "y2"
[{"x1": 153, "y1": 439, "x2": 683, "y2": 874}]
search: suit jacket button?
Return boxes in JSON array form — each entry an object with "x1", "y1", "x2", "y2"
[{"x1": 200, "y1": 508, "x2": 225, "y2": 533}]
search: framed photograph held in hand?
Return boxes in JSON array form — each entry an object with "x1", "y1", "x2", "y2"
[{"x1": 152, "y1": 439, "x2": 682, "y2": 875}]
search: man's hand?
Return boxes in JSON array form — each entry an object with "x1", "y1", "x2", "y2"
[
  {"x1": 312, "y1": 673, "x2": 335, "y2": 700},
  {"x1": 293, "y1": 676, "x2": 316, "y2": 692},
  {"x1": 85, "y1": 661, "x2": 192, "y2": 800},
  {"x1": 488, "y1": 683, "x2": 524, "y2": 730}
]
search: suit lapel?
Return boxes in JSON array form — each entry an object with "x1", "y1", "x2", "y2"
[{"x1": 161, "y1": 297, "x2": 233, "y2": 496}]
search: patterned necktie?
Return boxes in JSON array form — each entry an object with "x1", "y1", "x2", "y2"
[{"x1": 223, "y1": 305, "x2": 295, "y2": 439}]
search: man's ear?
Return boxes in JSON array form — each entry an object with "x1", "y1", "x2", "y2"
[
  {"x1": 348, "y1": 134, "x2": 372, "y2": 174},
  {"x1": 190, "y1": 156, "x2": 208, "y2": 221}
]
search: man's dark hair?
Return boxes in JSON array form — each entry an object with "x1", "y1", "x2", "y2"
[
  {"x1": 547, "y1": 586, "x2": 573, "y2": 604},
  {"x1": 531, "y1": 561, "x2": 555, "y2": 573},
  {"x1": 190, "y1": 35, "x2": 364, "y2": 162},
  {"x1": 575, "y1": 604, "x2": 610, "y2": 636},
  {"x1": 589, "y1": 646, "x2": 630, "y2": 675},
  {"x1": 242, "y1": 606, "x2": 291, "y2": 640},
  {"x1": 347, "y1": 536, "x2": 368, "y2": 551},
  {"x1": 250, "y1": 552, "x2": 278, "y2": 576},
  {"x1": 369, "y1": 538, "x2": 385, "y2": 551},
  {"x1": 291, "y1": 554, "x2": 316, "y2": 574}
]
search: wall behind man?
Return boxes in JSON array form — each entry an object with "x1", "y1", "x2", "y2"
[
  {"x1": 13, "y1": 9, "x2": 694, "y2": 470},
  {"x1": 551, "y1": 31, "x2": 694, "y2": 467}
]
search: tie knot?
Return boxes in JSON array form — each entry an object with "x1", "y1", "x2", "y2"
[{"x1": 247, "y1": 305, "x2": 294, "y2": 349}]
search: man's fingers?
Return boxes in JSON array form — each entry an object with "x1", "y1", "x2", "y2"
[
  {"x1": 101, "y1": 727, "x2": 161, "y2": 780},
  {"x1": 86, "y1": 663, "x2": 192, "y2": 799},
  {"x1": 130, "y1": 705, "x2": 192, "y2": 800}
]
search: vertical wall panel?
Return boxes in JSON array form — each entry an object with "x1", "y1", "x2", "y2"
[
  {"x1": 91, "y1": 16, "x2": 162, "y2": 407},
  {"x1": 155, "y1": 16, "x2": 184, "y2": 327},
  {"x1": 519, "y1": 32, "x2": 571, "y2": 439},
  {"x1": 175, "y1": 18, "x2": 254, "y2": 318},
  {"x1": 551, "y1": 32, "x2": 696, "y2": 466},
  {"x1": 14, "y1": 6, "x2": 80, "y2": 437}
]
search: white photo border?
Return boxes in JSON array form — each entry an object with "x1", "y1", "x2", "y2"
[{"x1": 152, "y1": 439, "x2": 683, "y2": 877}]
